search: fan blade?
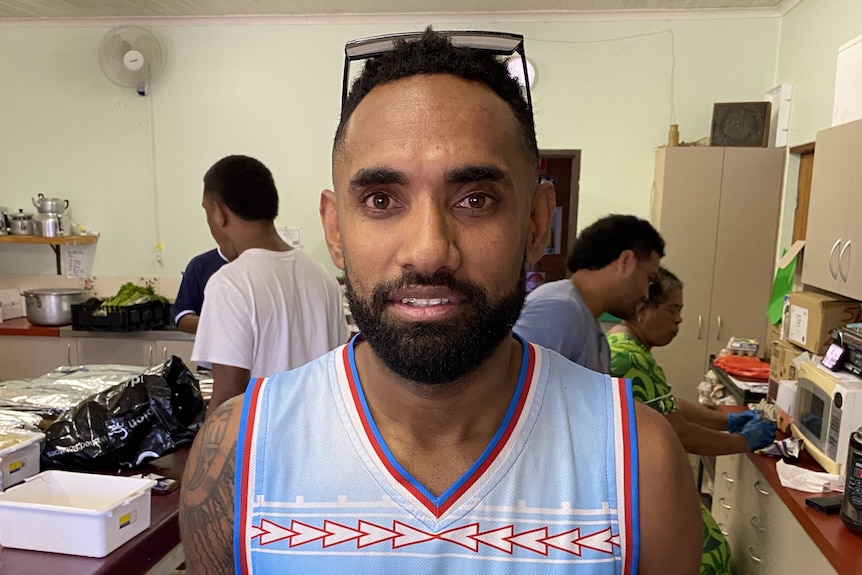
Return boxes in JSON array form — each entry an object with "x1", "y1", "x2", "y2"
[{"x1": 132, "y1": 33, "x2": 163, "y2": 80}]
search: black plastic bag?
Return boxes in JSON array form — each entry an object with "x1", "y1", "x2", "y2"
[{"x1": 41, "y1": 356, "x2": 205, "y2": 471}]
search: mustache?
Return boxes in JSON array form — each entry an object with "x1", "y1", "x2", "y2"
[{"x1": 369, "y1": 271, "x2": 488, "y2": 308}]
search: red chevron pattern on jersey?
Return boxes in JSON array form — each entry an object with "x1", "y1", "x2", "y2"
[{"x1": 250, "y1": 517, "x2": 621, "y2": 557}]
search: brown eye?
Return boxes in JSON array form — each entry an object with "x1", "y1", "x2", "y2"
[
  {"x1": 367, "y1": 193, "x2": 390, "y2": 209},
  {"x1": 467, "y1": 195, "x2": 486, "y2": 208}
]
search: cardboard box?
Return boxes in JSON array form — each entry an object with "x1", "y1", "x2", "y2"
[
  {"x1": 768, "y1": 338, "x2": 805, "y2": 399},
  {"x1": 786, "y1": 291, "x2": 862, "y2": 354}
]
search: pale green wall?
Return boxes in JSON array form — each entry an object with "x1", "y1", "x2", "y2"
[
  {"x1": 0, "y1": 17, "x2": 780, "y2": 279},
  {"x1": 777, "y1": 0, "x2": 862, "y2": 146}
]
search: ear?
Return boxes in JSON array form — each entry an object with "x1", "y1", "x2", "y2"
[
  {"x1": 212, "y1": 200, "x2": 229, "y2": 228},
  {"x1": 524, "y1": 179, "x2": 557, "y2": 265},
  {"x1": 617, "y1": 249, "x2": 638, "y2": 275},
  {"x1": 319, "y1": 189, "x2": 345, "y2": 270},
  {"x1": 634, "y1": 300, "x2": 648, "y2": 319}
]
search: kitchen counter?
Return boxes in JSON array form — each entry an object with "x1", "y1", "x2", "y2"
[
  {"x1": 718, "y1": 405, "x2": 862, "y2": 575},
  {"x1": 0, "y1": 318, "x2": 193, "y2": 342},
  {"x1": 0, "y1": 317, "x2": 61, "y2": 337}
]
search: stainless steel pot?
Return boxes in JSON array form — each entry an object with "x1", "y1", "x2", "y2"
[
  {"x1": 0, "y1": 207, "x2": 7, "y2": 235},
  {"x1": 33, "y1": 212, "x2": 67, "y2": 238},
  {"x1": 32, "y1": 193, "x2": 69, "y2": 215},
  {"x1": 21, "y1": 288, "x2": 88, "y2": 326},
  {"x1": 9, "y1": 210, "x2": 34, "y2": 236}
]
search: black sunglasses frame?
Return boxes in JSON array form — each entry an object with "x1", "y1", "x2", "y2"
[{"x1": 340, "y1": 30, "x2": 533, "y2": 115}]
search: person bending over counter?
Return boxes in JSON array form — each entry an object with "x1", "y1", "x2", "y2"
[{"x1": 607, "y1": 266, "x2": 778, "y2": 575}]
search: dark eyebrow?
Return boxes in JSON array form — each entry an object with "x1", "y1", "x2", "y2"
[
  {"x1": 445, "y1": 165, "x2": 508, "y2": 185},
  {"x1": 349, "y1": 167, "x2": 407, "y2": 188}
]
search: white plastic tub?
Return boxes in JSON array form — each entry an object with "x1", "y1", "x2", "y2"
[
  {"x1": 0, "y1": 429, "x2": 44, "y2": 490},
  {"x1": 0, "y1": 470, "x2": 156, "y2": 557}
]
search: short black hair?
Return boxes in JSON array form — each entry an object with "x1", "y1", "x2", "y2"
[
  {"x1": 567, "y1": 214, "x2": 665, "y2": 273},
  {"x1": 333, "y1": 27, "x2": 537, "y2": 166},
  {"x1": 203, "y1": 155, "x2": 278, "y2": 221},
  {"x1": 647, "y1": 266, "x2": 683, "y2": 307}
]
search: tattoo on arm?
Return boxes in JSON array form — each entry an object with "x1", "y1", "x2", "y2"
[{"x1": 180, "y1": 404, "x2": 238, "y2": 575}]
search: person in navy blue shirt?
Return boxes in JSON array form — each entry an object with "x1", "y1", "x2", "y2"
[{"x1": 174, "y1": 248, "x2": 229, "y2": 334}]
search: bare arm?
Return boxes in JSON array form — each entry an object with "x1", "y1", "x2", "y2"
[
  {"x1": 208, "y1": 363, "x2": 251, "y2": 418},
  {"x1": 176, "y1": 314, "x2": 200, "y2": 335},
  {"x1": 180, "y1": 396, "x2": 243, "y2": 575},
  {"x1": 663, "y1": 409, "x2": 749, "y2": 456},
  {"x1": 635, "y1": 403, "x2": 702, "y2": 575},
  {"x1": 676, "y1": 397, "x2": 728, "y2": 431}
]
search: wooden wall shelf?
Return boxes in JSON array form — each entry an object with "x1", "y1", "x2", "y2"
[{"x1": 0, "y1": 235, "x2": 97, "y2": 274}]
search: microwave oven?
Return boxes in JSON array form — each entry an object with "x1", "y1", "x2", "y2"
[{"x1": 791, "y1": 361, "x2": 862, "y2": 475}]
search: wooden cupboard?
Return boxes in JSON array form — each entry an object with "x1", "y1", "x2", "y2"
[
  {"x1": 650, "y1": 146, "x2": 785, "y2": 403},
  {"x1": 802, "y1": 118, "x2": 862, "y2": 300}
]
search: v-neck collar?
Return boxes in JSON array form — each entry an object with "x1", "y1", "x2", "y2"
[{"x1": 342, "y1": 334, "x2": 537, "y2": 519}]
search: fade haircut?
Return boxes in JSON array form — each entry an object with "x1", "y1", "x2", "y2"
[
  {"x1": 333, "y1": 27, "x2": 538, "y2": 167},
  {"x1": 203, "y1": 155, "x2": 279, "y2": 221},
  {"x1": 567, "y1": 214, "x2": 665, "y2": 273},
  {"x1": 646, "y1": 267, "x2": 683, "y2": 307}
]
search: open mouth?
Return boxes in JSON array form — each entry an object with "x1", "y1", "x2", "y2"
[{"x1": 400, "y1": 297, "x2": 452, "y2": 307}]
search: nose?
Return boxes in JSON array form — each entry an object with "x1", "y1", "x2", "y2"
[{"x1": 396, "y1": 198, "x2": 461, "y2": 275}]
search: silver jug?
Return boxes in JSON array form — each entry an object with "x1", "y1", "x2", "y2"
[
  {"x1": 0, "y1": 207, "x2": 8, "y2": 235},
  {"x1": 9, "y1": 210, "x2": 34, "y2": 236},
  {"x1": 32, "y1": 193, "x2": 69, "y2": 215},
  {"x1": 33, "y1": 212, "x2": 66, "y2": 238}
]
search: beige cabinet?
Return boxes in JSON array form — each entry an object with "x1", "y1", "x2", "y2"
[
  {"x1": 712, "y1": 455, "x2": 836, "y2": 575},
  {"x1": 651, "y1": 147, "x2": 785, "y2": 402},
  {"x1": 75, "y1": 337, "x2": 196, "y2": 370},
  {"x1": 0, "y1": 336, "x2": 78, "y2": 381},
  {"x1": 803, "y1": 118, "x2": 862, "y2": 299}
]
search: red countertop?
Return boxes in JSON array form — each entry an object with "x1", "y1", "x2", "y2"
[
  {"x1": 719, "y1": 405, "x2": 862, "y2": 575},
  {"x1": 0, "y1": 317, "x2": 61, "y2": 337}
]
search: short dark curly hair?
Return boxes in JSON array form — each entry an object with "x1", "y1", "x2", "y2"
[
  {"x1": 567, "y1": 214, "x2": 665, "y2": 273},
  {"x1": 333, "y1": 27, "x2": 538, "y2": 166},
  {"x1": 647, "y1": 267, "x2": 683, "y2": 307},
  {"x1": 203, "y1": 155, "x2": 279, "y2": 221}
]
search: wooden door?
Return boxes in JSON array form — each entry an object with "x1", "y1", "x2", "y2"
[
  {"x1": 651, "y1": 147, "x2": 723, "y2": 403},
  {"x1": 803, "y1": 121, "x2": 857, "y2": 293},
  {"x1": 707, "y1": 147, "x2": 785, "y2": 362}
]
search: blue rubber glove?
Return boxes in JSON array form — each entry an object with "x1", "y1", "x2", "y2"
[
  {"x1": 739, "y1": 418, "x2": 778, "y2": 451},
  {"x1": 727, "y1": 409, "x2": 760, "y2": 433}
]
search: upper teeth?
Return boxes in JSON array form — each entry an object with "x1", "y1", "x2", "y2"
[{"x1": 402, "y1": 297, "x2": 451, "y2": 307}]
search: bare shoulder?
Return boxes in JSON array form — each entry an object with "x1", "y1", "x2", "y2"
[
  {"x1": 180, "y1": 395, "x2": 244, "y2": 575},
  {"x1": 633, "y1": 403, "x2": 702, "y2": 575}
]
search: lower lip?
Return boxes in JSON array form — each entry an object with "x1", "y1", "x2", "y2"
[{"x1": 391, "y1": 300, "x2": 459, "y2": 321}]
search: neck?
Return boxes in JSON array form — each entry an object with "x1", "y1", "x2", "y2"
[
  {"x1": 570, "y1": 273, "x2": 604, "y2": 320},
  {"x1": 231, "y1": 222, "x2": 291, "y2": 257},
  {"x1": 612, "y1": 320, "x2": 652, "y2": 350}
]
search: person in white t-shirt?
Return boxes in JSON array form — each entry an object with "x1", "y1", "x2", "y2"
[{"x1": 192, "y1": 155, "x2": 349, "y2": 416}]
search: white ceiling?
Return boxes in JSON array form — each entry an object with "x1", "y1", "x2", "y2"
[{"x1": 0, "y1": 0, "x2": 799, "y2": 20}]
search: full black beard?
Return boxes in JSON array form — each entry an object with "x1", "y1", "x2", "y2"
[{"x1": 344, "y1": 268, "x2": 527, "y2": 385}]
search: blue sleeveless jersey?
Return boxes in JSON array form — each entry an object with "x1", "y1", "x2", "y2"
[{"x1": 235, "y1": 336, "x2": 640, "y2": 574}]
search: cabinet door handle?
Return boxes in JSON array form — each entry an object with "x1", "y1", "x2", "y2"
[
  {"x1": 718, "y1": 497, "x2": 732, "y2": 510},
  {"x1": 745, "y1": 546, "x2": 762, "y2": 563},
  {"x1": 163, "y1": 346, "x2": 168, "y2": 361},
  {"x1": 721, "y1": 471, "x2": 734, "y2": 484},
  {"x1": 839, "y1": 240, "x2": 852, "y2": 282},
  {"x1": 697, "y1": 315, "x2": 703, "y2": 340},
  {"x1": 829, "y1": 239, "x2": 842, "y2": 279},
  {"x1": 66, "y1": 343, "x2": 72, "y2": 366},
  {"x1": 749, "y1": 515, "x2": 766, "y2": 532},
  {"x1": 754, "y1": 480, "x2": 770, "y2": 496},
  {"x1": 715, "y1": 316, "x2": 722, "y2": 341},
  {"x1": 147, "y1": 345, "x2": 153, "y2": 366}
]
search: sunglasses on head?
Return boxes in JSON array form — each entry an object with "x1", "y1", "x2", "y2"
[{"x1": 340, "y1": 30, "x2": 533, "y2": 114}]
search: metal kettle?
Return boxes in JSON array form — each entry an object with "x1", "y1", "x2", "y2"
[
  {"x1": 841, "y1": 427, "x2": 862, "y2": 533},
  {"x1": 32, "y1": 193, "x2": 69, "y2": 215}
]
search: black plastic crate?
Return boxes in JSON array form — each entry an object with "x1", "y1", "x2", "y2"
[{"x1": 71, "y1": 300, "x2": 168, "y2": 332}]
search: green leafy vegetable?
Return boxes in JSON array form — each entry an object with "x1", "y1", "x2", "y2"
[{"x1": 100, "y1": 282, "x2": 169, "y2": 308}]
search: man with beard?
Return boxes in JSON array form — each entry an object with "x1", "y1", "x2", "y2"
[
  {"x1": 515, "y1": 214, "x2": 664, "y2": 372},
  {"x1": 180, "y1": 29, "x2": 700, "y2": 575}
]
